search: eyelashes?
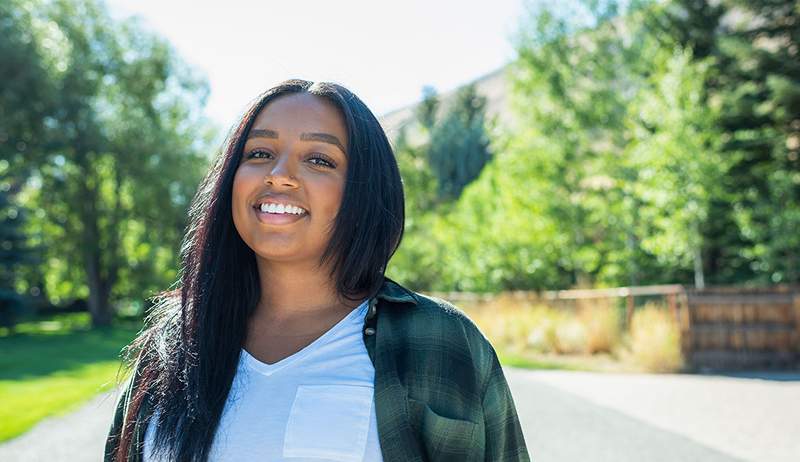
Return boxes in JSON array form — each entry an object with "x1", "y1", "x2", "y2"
[
  {"x1": 308, "y1": 156, "x2": 337, "y2": 168},
  {"x1": 245, "y1": 149, "x2": 337, "y2": 169},
  {"x1": 244, "y1": 148, "x2": 273, "y2": 160}
]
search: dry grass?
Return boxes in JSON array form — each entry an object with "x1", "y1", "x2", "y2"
[
  {"x1": 460, "y1": 294, "x2": 545, "y2": 353},
  {"x1": 623, "y1": 303, "x2": 684, "y2": 373},
  {"x1": 460, "y1": 294, "x2": 682, "y2": 373},
  {"x1": 461, "y1": 294, "x2": 623, "y2": 357},
  {"x1": 577, "y1": 301, "x2": 622, "y2": 354}
]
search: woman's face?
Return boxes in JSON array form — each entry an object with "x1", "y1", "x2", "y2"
[{"x1": 231, "y1": 93, "x2": 349, "y2": 266}]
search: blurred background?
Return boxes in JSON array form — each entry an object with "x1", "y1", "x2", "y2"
[{"x1": 1, "y1": 0, "x2": 799, "y2": 460}]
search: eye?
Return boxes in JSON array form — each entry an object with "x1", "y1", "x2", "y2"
[
  {"x1": 308, "y1": 154, "x2": 337, "y2": 168},
  {"x1": 245, "y1": 149, "x2": 274, "y2": 160}
]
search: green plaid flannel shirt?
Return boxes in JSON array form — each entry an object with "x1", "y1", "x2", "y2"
[{"x1": 105, "y1": 278, "x2": 531, "y2": 461}]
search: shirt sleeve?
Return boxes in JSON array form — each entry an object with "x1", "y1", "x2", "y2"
[
  {"x1": 481, "y1": 349, "x2": 531, "y2": 461},
  {"x1": 104, "y1": 354, "x2": 146, "y2": 462}
]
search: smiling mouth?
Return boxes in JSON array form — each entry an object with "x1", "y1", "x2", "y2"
[
  {"x1": 252, "y1": 205, "x2": 308, "y2": 225},
  {"x1": 254, "y1": 202, "x2": 308, "y2": 215}
]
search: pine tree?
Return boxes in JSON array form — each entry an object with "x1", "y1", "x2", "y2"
[
  {"x1": 661, "y1": 0, "x2": 800, "y2": 283},
  {"x1": 0, "y1": 179, "x2": 36, "y2": 331},
  {"x1": 426, "y1": 84, "x2": 492, "y2": 202}
]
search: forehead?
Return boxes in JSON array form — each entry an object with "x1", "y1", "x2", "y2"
[{"x1": 252, "y1": 93, "x2": 347, "y2": 142}]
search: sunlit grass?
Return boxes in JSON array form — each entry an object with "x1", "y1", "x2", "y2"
[
  {"x1": 461, "y1": 294, "x2": 682, "y2": 373},
  {"x1": 622, "y1": 302, "x2": 684, "y2": 373},
  {"x1": 578, "y1": 302, "x2": 621, "y2": 354},
  {"x1": 0, "y1": 313, "x2": 140, "y2": 442}
]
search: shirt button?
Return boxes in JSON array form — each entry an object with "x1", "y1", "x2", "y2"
[{"x1": 364, "y1": 327, "x2": 376, "y2": 336}]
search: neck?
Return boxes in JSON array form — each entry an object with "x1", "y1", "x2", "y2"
[{"x1": 252, "y1": 258, "x2": 358, "y2": 321}]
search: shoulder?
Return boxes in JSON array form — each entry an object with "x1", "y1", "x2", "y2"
[
  {"x1": 412, "y1": 292, "x2": 488, "y2": 342},
  {"x1": 379, "y1": 279, "x2": 489, "y2": 339},
  {"x1": 376, "y1": 279, "x2": 498, "y2": 386}
]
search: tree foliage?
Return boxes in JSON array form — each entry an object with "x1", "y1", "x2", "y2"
[
  {"x1": 389, "y1": 0, "x2": 798, "y2": 291},
  {"x1": 652, "y1": 0, "x2": 800, "y2": 284},
  {"x1": 2, "y1": 0, "x2": 215, "y2": 326},
  {"x1": 6, "y1": 0, "x2": 797, "y2": 305},
  {"x1": 426, "y1": 84, "x2": 493, "y2": 202}
]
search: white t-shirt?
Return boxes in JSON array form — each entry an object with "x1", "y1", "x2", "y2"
[{"x1": 143, "y1": 300, "x2": 384, "y2": 462}]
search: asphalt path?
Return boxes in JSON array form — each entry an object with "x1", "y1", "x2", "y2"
[
  {"x1": 507, "y1": 369, "x2": 800, "y2": 462},
  {"x1": 1, "y1": 368, "x2": 798, "y2": 461}
]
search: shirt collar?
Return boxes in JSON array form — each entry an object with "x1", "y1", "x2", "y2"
[{"x1": 375, "y1": 277, "x2": 418, "y2": 305}]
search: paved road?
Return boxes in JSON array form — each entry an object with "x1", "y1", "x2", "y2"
[
  {"x1": 507, "y1": 369, "x2": 800, "y2": 462},
  {"x1": 2, "y1": 369, "x2": 798, "y2": 461},
  {"x1": 0, "y1": 389, "x2": 118, "y2": 461}
]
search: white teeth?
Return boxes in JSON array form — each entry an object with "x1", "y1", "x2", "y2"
[{"x1": 258, "y1": 203, "x2": 306, "y2": 215}]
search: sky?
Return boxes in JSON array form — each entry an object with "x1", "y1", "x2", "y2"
[{"x1": 105, "y1": 0, "x2": 526, "y2": 129}]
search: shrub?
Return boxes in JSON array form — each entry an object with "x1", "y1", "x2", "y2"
[
  {"x1": 461, "y1": 294, "x2": 557, "y2": 353},
  {"x1": 553, "y1": 318, "x2": 587, "y2": 354},
  {"x1": 628, "y1": 303, "x2": 684, "y2": 372},
  {"x1": 578, "y1": 302, "x2": 622, "y2": 354}
]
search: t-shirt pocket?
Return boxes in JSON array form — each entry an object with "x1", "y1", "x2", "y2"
[{"x1": 283, "y1": 384, "x2": 374, "y2": 462}]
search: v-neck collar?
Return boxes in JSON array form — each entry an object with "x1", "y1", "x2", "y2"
[{"x1": 241, "y1": 300, "x2": 367, "y2": 377}]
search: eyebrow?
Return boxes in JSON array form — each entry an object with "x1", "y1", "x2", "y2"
[
  {"x1": 301, "y1": 132, "x2": 346, "y2": 153},
  {"x1": 248, "y1": 129, "x2": 278, "y2": 139},
  {"x1": 247, "y1": 129, "x2": 346, "y2": 153}
]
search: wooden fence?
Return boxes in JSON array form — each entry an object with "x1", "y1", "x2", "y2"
[
  {"x1": 435, "y1": 284, "x2": 800, "y2": 371},
  {"x1": 683, "y1": 287, "x2": 800, "y2": 370}
]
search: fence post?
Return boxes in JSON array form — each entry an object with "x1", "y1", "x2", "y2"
[
  {"x1": 626, "y1": 289, "x2": 635, "y2": 327},
  {"x1": 668, "y1": 293, "x2": 678, "y2": 323}
]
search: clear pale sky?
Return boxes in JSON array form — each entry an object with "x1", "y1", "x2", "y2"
[{"x1": 105, "y1": 0, "x2": 525, "y2": 129}]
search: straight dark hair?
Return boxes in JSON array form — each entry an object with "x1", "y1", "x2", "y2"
[{"x1": 108, "y1": 79, "x2": 405, "y2": 461}]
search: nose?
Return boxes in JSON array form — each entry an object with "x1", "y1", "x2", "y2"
[{"x1": 264, "y1": 155, "x2": 299, "y2": 188}]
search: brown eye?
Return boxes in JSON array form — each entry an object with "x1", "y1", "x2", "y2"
[
  {"x1": 246, "y1": 149, "x2": 274, "y2": 159},
  {"x1": 308, "y1": 154, "x2": 336, "y2": 168}
]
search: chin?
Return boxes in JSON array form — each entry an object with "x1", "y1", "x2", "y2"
[
  {"x1": 252, "y1": 247, "x2": 320, "y2": 265},
  {"x1": 253, "y1": 248, "x2": 297, "y2": 262}
]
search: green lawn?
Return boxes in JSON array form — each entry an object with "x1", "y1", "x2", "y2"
[
  {"x1": 0, "y1": 311, "x2": 623, "y2": 443},
  {"x1": 0, "y1": 313, "x2": 140, "y2": 442},
  {"x1": 498, "y1": 350, "x2": 637, "y2": 373},
  {"x1": 498, "y1": 351, "x2": 586, "y2": 371}
]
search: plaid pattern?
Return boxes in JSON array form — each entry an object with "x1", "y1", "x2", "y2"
[
  {"x1": 366, "y1": 278, "x2": 530, "y2": 461},
  {"x1": 105, "y1": 278, "x2": 530, "y2": 461}
]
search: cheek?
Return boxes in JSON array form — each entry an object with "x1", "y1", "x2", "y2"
[{"x1": 320, "y1": 178, "x2": 346, "y2": 216}]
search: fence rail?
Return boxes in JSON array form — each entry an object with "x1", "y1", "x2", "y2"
[{"x1": 432, "y1": 284, "x2": 800, "y2": 371}]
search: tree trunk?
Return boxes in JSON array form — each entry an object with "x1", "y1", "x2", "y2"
[
  {"x1": 86, "y1": 255, "x2": 113, "y2": 327},
  {"x1": 693, "y1": 243, "x2": 705, "y2": 289},
  {"x1": 76, "y1": 151, "x2": 115, "y2": 328},
  {"x1": 627, "y1": 231, "x2": 639, "y2": 287}
]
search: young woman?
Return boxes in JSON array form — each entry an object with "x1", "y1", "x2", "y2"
[{"x1": 104, "y1": 79, "x2": 530, "y2": 462}]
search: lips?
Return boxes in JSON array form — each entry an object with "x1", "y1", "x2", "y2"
[
  {"x1": 252, "y1": 193, "x2": 307, "y2": 212},
  {"x1": 252, "y1": 206, "x2": 307, "y2": 226}
]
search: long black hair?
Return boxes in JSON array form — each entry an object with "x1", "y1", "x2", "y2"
[{"x1": 109, "y1": 79, "x2": 405, "y2": 461}]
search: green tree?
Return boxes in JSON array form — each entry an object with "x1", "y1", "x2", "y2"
[
  {"x1": 0, "y1": 0, "x2": 58, "y2": 187},
  {"x1": 0, "y1": 178, "x2": 38, "y2": 330},
  {"x1": 511, "y1": 0, "x2": 654, "y2": 287},
  {"x1": 414, "y1": 85, "x2": 439, "y2": 132},
  {"x1": 627, "y1": 46, "x2": 726, "y2": 288},
  {"x1": 5, "y1": 0, "x2": 215, "y2": 326},
  {"x1": 426, "y1": 84, "x2": 493, "y2": 202},
  {"x1": 657, "y1": 0, "x2": 800, "y2": 283},
  {"x1": 388, "y1": 124, "x2": 442, "y2": 290}
]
